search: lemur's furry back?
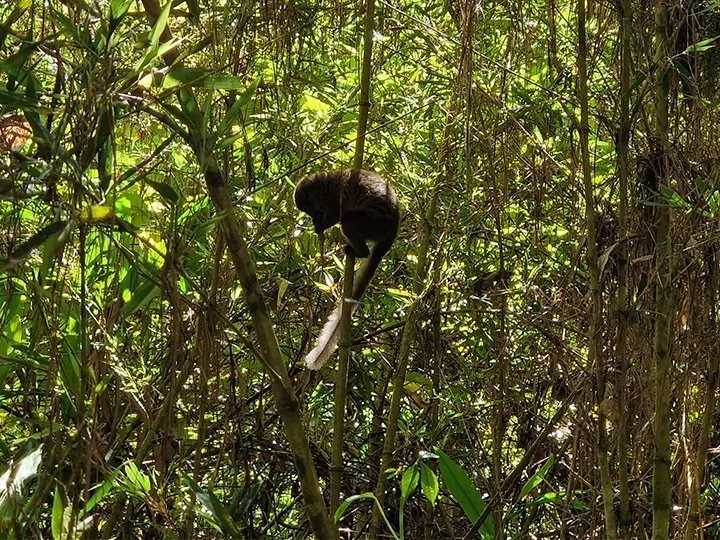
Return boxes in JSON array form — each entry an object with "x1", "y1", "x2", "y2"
[{"x1": 294, "y1": 169, "x2": 399, "y2": 369}]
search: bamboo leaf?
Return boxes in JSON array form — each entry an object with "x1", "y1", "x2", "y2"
[
  {"x1": 519, "y1": 455, "x2": 555, "y2": 499},
  {"x1": 401, "y1": 464, "x2": 420, "y2": 501},
  {"x1": 438, "y1": 450, "x2": 494, "y2": 539},
  {"x1": 420, "y1": 462, "x2": 439, "y2": 506}
]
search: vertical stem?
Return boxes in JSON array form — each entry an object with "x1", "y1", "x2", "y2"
[
  {"x1": 577, "y1": 0, "x2": 617, "y2": 536},
  {"x1": 651, "y1": 0, "x2": 673, "y2": 536},
  {"x1": 370, "y1": 301, "x2": 421, "y2": 539},
  {"x1": 330, "y1": 255, "x2": 355, "y2": 515},
  {"x1": 333, "y1": 0, "x2": 375, "y2": 519},
  {"x1": 353, "y1": 0, "x2": 375, "y2": 170},
  {"x1": 683, "y1": 252, "x2": 718, "y2": 540},
  {"x1": 616, "y1": 0, "x2": 632, "y2": 531}
]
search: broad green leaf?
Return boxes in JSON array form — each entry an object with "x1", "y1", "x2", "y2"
[
  {"x1": 184, "y1": 475, "x2": 242, "y2": 538},
  {"x1": 52, "y1": 488, "x2": 63, "y2": 540},
  {"x1": 79, "y1": 206, "x2": 114, "y2": 223},
  {"x1": 661, "y1": 185, "x2": 690, "y2": 210},
  {"x1": 123, "y1": 279, "x2": 161, "y2": 315},
  {"x1": 133, "y1": 1, "x2": 175, "y2": 73},
  {"x1": 0, "y1": 220, "x2": 70, "y2": 272},
  {"x1": 684, "y1": 36, "x2": 719, "y2": 53},
  {"x1": 219, "y1": 78, "x2": 260, "y2": 134},
  {"x1": 201, "y1": 76, "x2": 250, "y2": 90},
  {"x1": 150, "y1": 1, "x2": 172, "y2": 46},
  {"x1": 438, "y1": 450, "x2": 494, "y2": 539},
  {"x1": 80, "y1": 469, "x2": 120, "y2": 517},
  {"x1": 401, "y1": 464, "x2": 420, "y2": 501},
  {"x1": 59, "y1": 351, "x2": 81, "y2": 398},
  {"x1": 420, "y1": 462, "x2": 439, "y2": 506},
  {"x1": 230, "y1": 480, "x2": 262, "y2": 519},
  {"x1": 334, "y1": 493, "x2": 375, "y2": 522},
  {"x1": 0, "y1": 0, "x2": 31, "y2": 47},
  {"x1": 166, "y1": 67, "x2": 211, "y2": 85},
  {"x1": 519, "y1": 455, "x2": 555, "y2": 499},
  {"x1": 299, "y1": 92, "x2": 332, "y2": 114},
  {"x1": 110, "y1": 0, "x2": 132, "y2": 22},
  {"x1": 177, "y1": 88, "x2": 199, "y2": 129},
  {"x1": 123, "y1": 463, "x2": 151, "y2": 495},
  {"x1": 0, "y1": 42, "x2": 38, "y2": 73},
  {"x1": 145, "y1": 179, "x2": 179, "y2": 203}
]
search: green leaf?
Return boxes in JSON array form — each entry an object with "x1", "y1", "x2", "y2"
[
  {"x1": 229, "y1": 480, "x2": 262, "y2": 519},
  {"x1": 145, "y1": 179, "x2": 179, "y2": 203},
  {"x1": 52, "y1": 488, "x2": 63, "y2": 540},
  {"x1": 110, "y1": 0, "x2": 132, "y2": 22},
  {"x1": 438, "y1": 450, "x2": 495, "y2": 539},
  {"x1": 661, "y1": 185, "x2": 690, "y2": 210},
  {"x1": 334, "y1": 493, "x2": 399, "y2": 539},
  {"x1": 79, "y1": 205, "x2": 114, "y2": 223},
  {"x1": 50, "y1": 9, "x2": 86, "y2": 48},
  {"x1": 184, "y1": 475, "x2": 242, "y2": 538},
  {"x1": 420, "y1": 462, "x2": 439, "y2": 506},
  {"x1": 166, "y1": 67, "x2": 212, "y2": 85},
  {"x1": 0, "y1": 0, "x2": 31, "y2": 48},
  {"x1": 80, "y1": 469, "x2": 120, "y2": 517},
  {"x1": 201, "y1": 76, "x2": 250, "y2": 90},
  {"x1": 133, "y1": 1, "x2": 174, "y2": 72},
  {"x1": 401, "y1": 464, "x2": 420, "y2": 501},
  {"x1": 0, "y1": 42, "x2": 38, "y2": 73},
  {"x1": 123, "y1": 279, "x2": 161, "y2": 315},
  {"x1": 0, "y1": 220, "x2": 70, "y2": 272},
  {"x1": 334, "y1": 493, "x2": 375, "y2": 522},
  {"x1": 519, "y1": 455, "x2": 555, "y2": 499},
  {"x1": 299, "y1": 92, "x2": 333, "y2": 114},
  {"x1": 217, "y1": 78, "x2": 260, "y2": 136},
  {"x1": 59, "y1": 351, "x2": 81, "y2": 398},
  {"x1": 683, "y1": 36, "x2": 719, "y2": 53},
  {"x1": 150, "y1": 1, "x2": 172, "y2": 46},
  {"x1": 122, "y1": 462, "x2": 151, "y2": 495}
]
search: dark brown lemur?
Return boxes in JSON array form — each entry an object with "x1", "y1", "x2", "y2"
[{"x1": 294, "y1": 169, "x2": 399, "y2": 370}]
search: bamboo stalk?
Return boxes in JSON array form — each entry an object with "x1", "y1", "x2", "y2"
[
  {"x1": 577, "y1": 0, "x2": 617, "y2": 536},
  {"x1": 683, "y1": 264, "x2": 718, "y2": 539},
  {"x1": 651, "y1": 0, "x2": 673, "y2": 536},
  {"x1": 616, "y1": 0, "x2": 632, "y2": 531},
  {"x1": 331, "y1": 0, "x2": 376, "y2": 518},
  {"x1": 330, "y1": 256, "x2": 355, "y2": 516}
]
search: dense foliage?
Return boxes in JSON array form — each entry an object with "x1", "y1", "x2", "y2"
[{"x1": 2, "y1": 0, "x2": 720, "y2": 538}]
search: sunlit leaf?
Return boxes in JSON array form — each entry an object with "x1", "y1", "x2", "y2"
[
  {"x1": 420, "y1": 462, "x2": 439, "y2": 506},
  {"x1": 123, "y1": 279, "x2": 161, "y2": 315},
  {"x1": 80, "y1": 469, "x2": 120, "y2": 517},
  {"x1": 438, "y1": 450, "x2": 494, "y2": 539},
  {"x1": 110, "y1": 0, "x2": 133, "y2": 22},
  {"x1": 519, "y1": 455, "x2": 555, "y2": 499},
  {"x1": 145, "y1": 179, "x2": 179, "y2": 203},
  {"x1": 0, "y1": 42, "x2": 38, "y2": 72},
  {"x1": 184, "y1": 475, "x2": 242, "y2": 538},
  {"x1": 401, "y1": 464, "x2": 420, "y2": 501},
  {"x1": 52, "y1": 488, "x2": 63, "y2": 540},
  {"x1": 79, "y1": 205, "x2": 114, "y2": 223}
]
